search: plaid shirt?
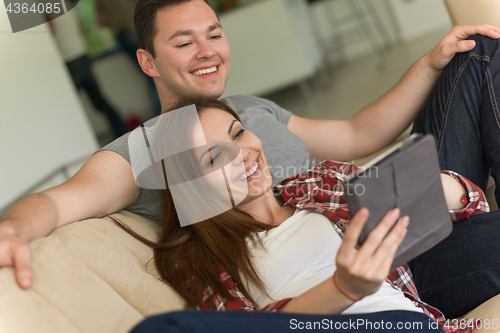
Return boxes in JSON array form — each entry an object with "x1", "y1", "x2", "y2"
[{"x1": 199, "y1": 161, "x2": 489, "y2": 333}]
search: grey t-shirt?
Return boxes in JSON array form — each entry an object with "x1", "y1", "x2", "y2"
[{"x1": 99, "y1": 95, "x2": 318, "y2": 224}]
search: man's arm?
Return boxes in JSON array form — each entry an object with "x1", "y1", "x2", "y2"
[
  {"x1": 0, "y1": 151, "x2": 139, "y2": 289},
  {"x1": 288, "y1": 25, "x2": 500, "y2": 162}
]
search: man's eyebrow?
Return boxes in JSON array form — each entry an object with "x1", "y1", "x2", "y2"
[
  {"x1": 169, "y1": 23, "x2": 222, "y2": 41},
  {"x1": 200, "y1": 145, "x2": 218, "y2": 163},
  {"x1": 209, "y1": 23, "x2": 222, "y2": 32},
  {"x1": 168, "y1": 29, "x2": 194, "y2": 41}
]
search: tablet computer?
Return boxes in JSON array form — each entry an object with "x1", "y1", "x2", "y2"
[{"x1": 343, "y1": 134, "x2": 452, "y2": 272}]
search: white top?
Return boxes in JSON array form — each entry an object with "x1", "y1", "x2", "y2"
[
  {"x1": 50, "y1": 10, "x2": 86, "y2": 62},
  {"x1": 245, "y1": 209, "x2": 423, "y2": 314}
]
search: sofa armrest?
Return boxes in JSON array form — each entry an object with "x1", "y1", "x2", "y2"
[
  {"x1": 444, "y1": 0, "x2": 500, "y2": 28},
  {"x1": 458, "y1": 293, "x2": 500, "y2": 332},
  {"x1": 0, "y1": 210, "x2": 184, "y2": 333}
]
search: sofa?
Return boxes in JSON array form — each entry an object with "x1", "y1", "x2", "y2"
[
  {"x1": 2, "y1": 1, "x2": 500, "y2": 331},
  {"x1": 444, "y1": 0, "x2": 500, "y2": 29},
  {"x1": 0, "y1": 211, "x2": 184, "y2": 333},
  {"x1": 0, "y1": 203, "x2": 500, "y2": 333}
]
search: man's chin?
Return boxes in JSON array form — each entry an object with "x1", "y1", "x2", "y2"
[
  {"x1": 190, "y1": 83, "x2": 226, "y2": 99},
  {"x1": 205, "y1": 88, "x2": 225, "y2": 100}
]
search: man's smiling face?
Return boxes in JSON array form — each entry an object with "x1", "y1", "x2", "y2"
[{"x1": 149, "y1": 0, "x2": 231, "y2": 104}]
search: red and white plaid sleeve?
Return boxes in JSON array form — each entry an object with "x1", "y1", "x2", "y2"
[
  {"x1": 199, "y1": 264, "x2": 293, "y2": 312},
  {"x1": 441, "y1": 170, "x2": 489, "y2": 221}
]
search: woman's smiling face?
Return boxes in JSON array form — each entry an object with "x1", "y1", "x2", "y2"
[{"x1": 192, "y1": 107, "x2": 273, "y2": 205}]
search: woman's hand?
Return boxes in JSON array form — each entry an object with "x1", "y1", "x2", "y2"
[
  {"x1": 334, "y1": 208, "x2": 408, "y2": 301},
  {"x1": 280, "y1": 208, "x2": 408, "y2": 314}
]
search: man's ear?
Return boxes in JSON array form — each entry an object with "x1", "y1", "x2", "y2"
[{"x1": 137, "y1": 48, "x2": 159, "y2": 78}]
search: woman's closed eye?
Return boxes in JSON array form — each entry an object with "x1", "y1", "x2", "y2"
[
  {"x1": 234, "y1": 128, "x2": 245, "y2": 140},
  {"x1": 209, "y1": 151, "x2": 223, "y2": 167}
]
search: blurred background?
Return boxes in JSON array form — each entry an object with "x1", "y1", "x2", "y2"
[{"x1": 0, "y1": 0, "x2": 476, "y2": 213}]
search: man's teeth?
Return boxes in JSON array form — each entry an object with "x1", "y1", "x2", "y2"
[
  {"x1": 239, "y1": 163, "x2": 259, "y2": 181},
  {"x1": 192, "y1": 66, "x2": 217, "y2": 76}
]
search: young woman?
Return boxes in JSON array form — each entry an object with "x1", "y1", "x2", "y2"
[{"x1": 120, "y1": 98, "x2": 488, "y2": 332}]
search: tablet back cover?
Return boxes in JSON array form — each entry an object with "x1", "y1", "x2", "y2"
[{"x1": 344, "y1": 135, "x2": 452, "y2": 272}]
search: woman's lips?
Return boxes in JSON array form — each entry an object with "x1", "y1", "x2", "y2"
[{"x1": 235, "y1": 161, "x2": 260, "y2": 182}]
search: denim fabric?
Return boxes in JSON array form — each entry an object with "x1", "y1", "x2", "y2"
[
  {"x1": 408, "y1": 209, "x2": 500, "y2": 319},
  {"x1": 412, "y1": 35, "x2": 500, "y2": 204},
  {"x1": 66, "y1": 55, "x2": 127, "y2": 137},
  {"x1": 116, "y1": 31, "x2": 162, "y2": 116},
  {"x1": 410, "y1": 35, "x2": 500, "y2": 319},
  {"x1": 130, "y1": 310, "x2": 442, "y2": 333}
]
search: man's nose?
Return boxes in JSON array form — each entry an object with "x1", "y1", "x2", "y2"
[{"x1": 196, "y1": 40, "x2": 215, "y2": 60}]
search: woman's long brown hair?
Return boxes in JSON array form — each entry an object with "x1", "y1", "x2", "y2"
[{"x1": 112, "y1": 98, "x2": 274, "y2": 308}]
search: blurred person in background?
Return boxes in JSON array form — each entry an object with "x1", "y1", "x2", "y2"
[
  {"x1": 49, "y1": 9, "x2": 128, "y2": 139},
  {"x1": 95, "y1": 0, "x2": 162, "y2": 115}
]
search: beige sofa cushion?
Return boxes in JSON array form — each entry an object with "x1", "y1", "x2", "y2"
[
  {"x1": 445, "y1": 0, "x2": 500, "y2": 28},
  {"x1": 459, "y1": 294, "x2": 500, "y2": 333},
  {"x1": 0, "y1": 210, "x2": 183, "y2": 333},
  {"x1": 1, "y1": 209, "x2": 500, "y2": 332}
]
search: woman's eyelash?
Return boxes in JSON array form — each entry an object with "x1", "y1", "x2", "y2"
[
  {"x1": 208, "y1": 152, "x2": 221, "y2": 166},
  {"x1": 234, "y1": 128, "x2": 245, "y2": 139},
  {"x1": 177, "y1": 43, "x2": 191, "y2": 48}
]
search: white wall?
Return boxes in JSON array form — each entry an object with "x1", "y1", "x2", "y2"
[
  {"x1": 308, "y1": 0, "x2": 453, "y2": 64},
  {"x1": 0, "y1": 9, "x2": 98, "y2": 211},
  {"x1": 220, "y1": 0, "x2": 322, "y2": 98},
  {"x1": 309, "y1": 0, "x2": 400, "y2": 64},
  {"x1": 388, "y1": 0, "x2": 453, "y2": 42}
]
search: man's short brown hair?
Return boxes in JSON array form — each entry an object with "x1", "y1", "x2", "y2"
[{"x1": 134, "y1": 0, "x2": 213, "y2": 58}]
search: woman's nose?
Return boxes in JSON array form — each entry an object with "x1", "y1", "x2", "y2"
[{"x1": 231, "y1": 145, "x2": 248, "y2": 166}]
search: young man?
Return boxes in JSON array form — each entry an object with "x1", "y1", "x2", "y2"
[{"x1": 1, "y1": 0, "x2": 499, "y2": 312}]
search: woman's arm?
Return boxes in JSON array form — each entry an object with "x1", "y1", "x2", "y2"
[
  {"x1": 440, "y1": 170, "x2": 489, "y2": 220},
  {"x1": 279, "y1": 208, "x2": 408, "y2": 314},
  {"x1": 441, "y1": 173, "x2": 467, "y2": 210}
]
